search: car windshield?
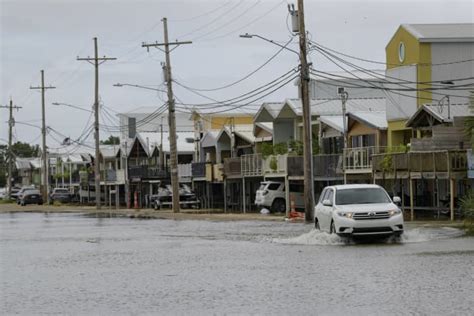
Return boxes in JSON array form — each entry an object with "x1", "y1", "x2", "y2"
[
  {"x1": 55, "y1": 189, "x2": 69, "y2": 193},
  {"x1": 335, "y1": 188, "x2": 391, "y2": 205},
  {"x1": 25, "y1": 190, "x2": 40, "y2": 195},
  {"x1": 258, "y1": 184, "x2": 267, "y2": 190}
]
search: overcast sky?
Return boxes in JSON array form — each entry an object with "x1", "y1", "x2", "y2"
[{"x1": 1, "y1": 0, "x2": 472, "y2": 148}]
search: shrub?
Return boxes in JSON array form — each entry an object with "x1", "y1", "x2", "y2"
[{"x1": 460, "y1": 190, "x2": 474, "y2": 231}]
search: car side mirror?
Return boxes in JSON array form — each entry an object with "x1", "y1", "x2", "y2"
[
  {"x1": 393, "y1": 196, "x2": 401, "y2": 204},
  {"x1": 322, "y1": 199, "x2": 332, "y2": 207}
]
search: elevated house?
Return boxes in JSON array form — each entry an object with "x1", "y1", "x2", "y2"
[
  {"x1": 373, "y1": 23, "x2": 474, "y2": 220},
  {"x1": 373, "y1": 102, "x2": 472, "y2": 220}
]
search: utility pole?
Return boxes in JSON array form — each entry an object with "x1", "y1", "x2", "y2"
[
  {"x1": 339, "y1": 88, "x2": 349, "y2": 184},
  {"x1": 0, "y1": 99, "x2": 22, "y2": 199},
  {"x1": 77, "y1": 37, "x2": 116, "y2": 210},
  {"x1": 159, "y1": 117, "x2": 164, "y2": 170},
  {"x1": 30, "y1": 70, "x2": 55, "y2": 204},
  {"x1": 296, "y1": 0, "x2": 315, "y2": 222},
  {"x1": 142, "y1": 17, "x2": 192, "y2": 213}
]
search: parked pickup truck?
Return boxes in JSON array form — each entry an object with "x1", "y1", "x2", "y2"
[
  {"x1": 150, "y1": 183, "x2": 200, "y2": 210},
  {"x1": 255, "y1": 181, "x2": 304, "y2": 213}
]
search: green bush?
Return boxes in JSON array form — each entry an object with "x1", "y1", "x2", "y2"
[
  {"x1": 273, "y1": 143, "x2": 288, "y2": 155},
  {"x1": 460, "y1": 190, "x2": 474, "y2": 231},
  {"x1": 269, "y1": 156, "x2": 278, "y2": 171}
]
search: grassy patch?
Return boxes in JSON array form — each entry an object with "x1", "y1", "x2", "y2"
[{"x1": 0, "y1": 199, "x2": 15, "y2": 204}]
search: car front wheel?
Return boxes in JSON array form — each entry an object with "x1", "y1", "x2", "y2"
[{"x1": 314, "y1": 218, "x2": 320, "y2": 230}]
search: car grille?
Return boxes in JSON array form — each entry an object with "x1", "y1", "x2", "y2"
[
  {"x1": 352, "y1": 227, "x2": 393, "y2": 233},
  {"x1": 353, "y1": 211, "x2": 390, "y2": 220}
]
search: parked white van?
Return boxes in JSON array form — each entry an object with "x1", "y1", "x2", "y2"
[{"x1": 255, "y1": 181, "x2": 304, "y2": 213}]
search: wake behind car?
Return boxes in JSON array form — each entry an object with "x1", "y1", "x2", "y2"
[
  {"x1": 18, "y1": 189, "x2": 43, "y2": 206},
  {"x1": 314, "y1": 184, "x2": 403, "y2": 237}
]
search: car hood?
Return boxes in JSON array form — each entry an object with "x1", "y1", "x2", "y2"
[{"x1": 335, "y1": 203, "x2": 397, "y2": 213}]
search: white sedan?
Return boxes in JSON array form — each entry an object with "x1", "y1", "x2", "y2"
[{"x1": 314, "y1": 184, "x2": 404, "y2": 237}]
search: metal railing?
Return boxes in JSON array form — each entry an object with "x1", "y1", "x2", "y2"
[
  {"x1": 263, "y1": 154, "x2": 287, "y2": 175},
  {"x1": 344, "y1": 146, "x2": 406, "y2": 171},
  {"x1": 372, "y1": 150, "x2": 468, "y2": 174},
  {"x1": 241, "y1": 154, "x2": 262, "y2": 176}
]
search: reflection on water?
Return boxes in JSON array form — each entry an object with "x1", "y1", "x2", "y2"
[{"x1": 1, "y1": 213, "x2": 473, "y2": 315}]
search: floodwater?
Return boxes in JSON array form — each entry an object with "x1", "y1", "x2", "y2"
[{"x1": 1, "y1": 213, "x2": 473, "y2": 315}]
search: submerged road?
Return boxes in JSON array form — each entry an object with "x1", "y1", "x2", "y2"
[{"x1": 1, "y1": 213, "x2": 473, "y2": 315}]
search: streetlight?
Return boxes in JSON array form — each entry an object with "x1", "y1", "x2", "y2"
[
  {"x1": 52, "y1": 102, "x2": 93, "y2": 113},
  {"x1": 239, "y1": 33, "x2": 299, "y2": 55},
  {"x1": 240, "y1": 24, "x2": 315, "y2": 222},
  {"x1": 113, "y1": 83, "x2": 167, "y2": 93}
]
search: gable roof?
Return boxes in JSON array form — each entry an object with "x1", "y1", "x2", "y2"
[
  {"x1": 200, "y1": 130, "x2": 220, "y2": 148},
  {"x1": 138, "y1": 131, "x2": 195, "y2": 153},
  {"x1": 100, "y1": 145, "x2": 121, "y2": 159},
  {"x1": 406, "y1": 102, "x2": 471, "y2": 127},
  {"x1": 402, "y1": 23, "x2": 474, "y2": 43},
  {"x1": 319, "y1": 115, "x2": 345, "y2": 133},
  {"x1": 348, "y1": 111, "x2": 388, "y2": 129}
]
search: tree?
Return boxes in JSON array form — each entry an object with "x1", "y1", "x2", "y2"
[
  {"x1": 11, "y1": 142, "x2": 39, "y2": 158},
  {"x1": 100, "y1": 135, "x2": 120, "y2": 145}
]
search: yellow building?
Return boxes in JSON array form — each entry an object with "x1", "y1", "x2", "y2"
[{"x1": 385, "y1": 24, "x2": 474, "y2": 147}]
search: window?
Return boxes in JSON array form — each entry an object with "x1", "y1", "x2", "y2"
[
  {"x1": 267, "y1": 183, "x2": 281, "y2": 191},
  {"x1": 335, "y1": 188, "x2": 391, "y2": 205},
  {"x1": 351, "y1": 134, "x2": 376, "y2": 148},
  {"x1": 326, "y1": 189, "x2": 334, "y2": 204},
  {"x1": 319, "y1": 189, "x2": 327, "y2": 203},
  {"x1": 398, "y1": 42, "x2": 405, "y2": 62}
]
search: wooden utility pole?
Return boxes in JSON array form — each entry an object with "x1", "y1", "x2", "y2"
[
  {"x1": 142, "y1": 17, "x2": 192, "y2": 213},
  {"x1": 30, "y1": 70, "x2": 55, "y2": 204},
  {"x1": 0, "y1": 99, "x2": 22, "y2": 199},
  {"x1": 297, "y1": 0, "x2": 315, "y2": 222},
  {"x1": 77, "y1": 37, "x2": 116, "y2": 210}
]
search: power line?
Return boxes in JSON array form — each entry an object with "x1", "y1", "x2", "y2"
[
  {"x1": 199, "y1": 0, "x2": 286, "y2": 42},
  {"x1": 191, "y1": 1, "x2": 262, "y2": 41},
  {"x1": 309, "y1": 40, "x2": 474, "y2": 67},
  {"x1": 175, "y1": 36, "x2": 295, "y2": 92},
  {"x1": 173, "y1": 67, "x2": 298, "y2": 108},
  {"x1": 169, "y1": 1, "x2": 233, "y2": 22},
  {"x1": 176, "y1": 0, "x2": 245, "y2": 39}
]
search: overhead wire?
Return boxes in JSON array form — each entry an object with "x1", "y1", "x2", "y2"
[
  {"x1": 173, "y1": 67, "x2": 298, "y2": 109},
  {"x1": 199, "y1": 0, "x2": 286, "y2": 42},
  {"x1": 174, "y1": 36, "x2": 295, "y2": 92}
]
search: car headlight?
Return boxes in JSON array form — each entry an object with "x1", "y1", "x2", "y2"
[
  {"x1": 388, "y1": 209, "x2": 402, "y2": 217},
  {"x1": 337, "y1": 211, "x2": 353, "y2": 219}
]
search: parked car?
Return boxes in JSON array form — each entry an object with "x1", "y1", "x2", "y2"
[
  {"x1": 0, "y1": 187, "x2": 5, "y2": 199},
  {"x1": 18, "y1": 189, "x2": 43, "y2": 206},
  {"x1": 314, "y1": 184, "x2": 403, "y2": 237},
  {"x1": 50, "y1": 188, "x2": 72, "y2": 204},
  {"x1": 255, "y1": 181, "x2": 304, "y2": 213},
  {"x1": 9, "y1": 187, "x2": 21, "y2": 200},
  {"x1": 14, "y1": 185, "x2": 36, "y2": 203},
  {"x1": 151, "y1": 183, "x2": 200, "y2": 210}
]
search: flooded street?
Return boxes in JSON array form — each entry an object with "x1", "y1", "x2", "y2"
[{"x1": 1, "y1": 213, "x2": 473, "y2": 315}]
